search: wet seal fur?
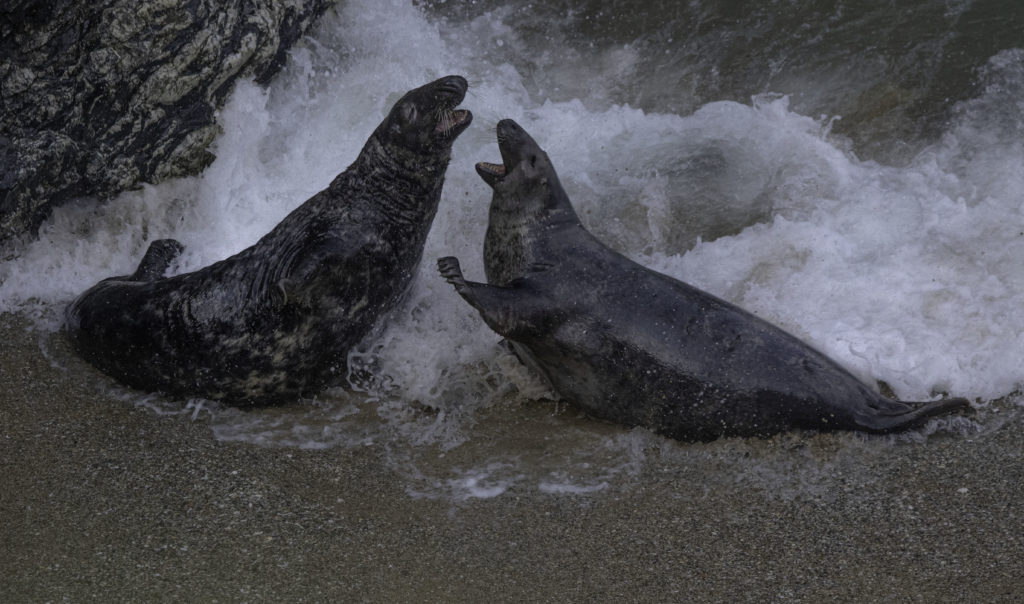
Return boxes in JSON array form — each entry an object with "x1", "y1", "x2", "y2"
[
  {"x1": 65, "y1": 75, "x2": 473, "y2": 404},
  {"x1": 438, "y1": 119, "x2": 970, "y2": 441}
]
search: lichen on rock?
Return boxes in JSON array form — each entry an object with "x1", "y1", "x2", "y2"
[{"x1": 0, "y1": 0, "x2": 334, "y2": 243}]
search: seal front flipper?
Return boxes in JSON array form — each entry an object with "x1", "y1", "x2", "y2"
[
  {"x1": 438, "y1": 256, "x2": 472, "y2": 294},
  {"x1": 130, "y1": 239, "x2": 185, "y2": 281},
  {"x1": 438, "y1": 256, "x2": 546, "y2": 337}
]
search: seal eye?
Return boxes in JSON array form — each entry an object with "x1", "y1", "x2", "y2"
[
  {"x1": 400, "y1": 103, "x2": 418, "y2": 124},
  {"x1": 529, "y1": 155, "x2": 537, "y2": 167}
]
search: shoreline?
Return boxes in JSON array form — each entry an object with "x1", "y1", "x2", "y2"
[{"x1": 1, "y1": 312, "x2": 1022, "y2": 601}]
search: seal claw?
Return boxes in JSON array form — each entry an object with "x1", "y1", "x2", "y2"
[{"x1": 437, "y1": 256, "x2": 466, "y2": 285}]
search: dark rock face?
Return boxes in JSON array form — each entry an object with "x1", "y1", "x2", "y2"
[{"x1": 0, "y1": 0, "x2": 334, "y2": 243}]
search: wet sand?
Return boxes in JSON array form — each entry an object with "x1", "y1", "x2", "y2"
[{"x1": 1, "y1": 311, "x2": 1022, "y2": 602}]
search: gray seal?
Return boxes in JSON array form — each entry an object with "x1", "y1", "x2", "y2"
[
  {"x1": 437, "y1": 119, "x2": 969, "y2": 441},
  {"x1": 65, "y1": 75, "x2": 473, "y2": 404}
]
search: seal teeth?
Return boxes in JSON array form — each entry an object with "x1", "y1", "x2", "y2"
[
  {"x1": 434, "y1": 108, "x2": 470, "y2": 135},
  {"x1": 479, "y1": 162, "x2": 506, "y2": 176}
]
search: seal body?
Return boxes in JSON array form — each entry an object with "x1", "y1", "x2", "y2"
[
  {"x1": 438, "y1": 119, "x2": 969, "y2": 441},
  {"x1": 66, "y1": 75, "x2": 473, "y2": 404}
]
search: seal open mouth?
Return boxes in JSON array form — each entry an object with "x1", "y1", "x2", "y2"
[
  {"x1": 475, "y1": 119, "x2": 542, "y2": 188},
  {"x1": 434, "y1": 109, "x2": 472, "y2": 136},
  {"x1": 426, "y1": 75, "x2": 472, "y2": 140},
  {"x1": 475, "y1": 161, "x2": 506, "y2": 187}
]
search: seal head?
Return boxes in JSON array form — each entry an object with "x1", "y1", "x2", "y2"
[
  {"x1": 476, "y1": 119, "x2": 573, "y2": 218},
  {"x1": 380, "y1": 75, "x2": 472, "y2": 155},
  {"x1": 476, "y1": 119, "x2": 579, "y2": 286}
]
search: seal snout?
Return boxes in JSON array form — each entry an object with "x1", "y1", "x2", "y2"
[
  {"x1": 495, "y1": 119, "x2": 522, "y2": 145},
  {"x1": 431, "y1": 75, "x2": 472, "y2": 136},
  {"x1": 436, "y1": 75, "x2": 468, "y2": 100}
]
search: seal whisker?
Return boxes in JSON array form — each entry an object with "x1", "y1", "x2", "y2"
[{"x1": 438, "y1": 108, "x2": 451, "y2": 136}]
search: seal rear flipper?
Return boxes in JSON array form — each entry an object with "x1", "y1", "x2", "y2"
[
  {"x1": 131, "y1": 239, "x2": 185, "y2": 281},
  {"x1": 860, "y1": 395, "x2": 972, "y2": 433}
]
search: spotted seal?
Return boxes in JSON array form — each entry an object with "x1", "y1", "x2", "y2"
[
  {"x1": 437, "y1": 119, "x2": 969, "y2": 441},
  {"x1": 65, "y1": 75, "x2": 473, "y2": 404}
]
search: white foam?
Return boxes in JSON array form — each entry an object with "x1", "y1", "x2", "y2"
[{"x1": 404, "y1": 461, "x2": 525, "y2": 501}]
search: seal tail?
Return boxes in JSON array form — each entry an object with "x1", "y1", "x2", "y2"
[
  {"x1": 130, "y1": 239, "x2": 184, "y2": 281},
  {"x1": 861, "y1": 395, "x2": 972, "y2": 434}
]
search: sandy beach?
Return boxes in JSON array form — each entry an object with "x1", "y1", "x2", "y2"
[{"x1": 1, "y1": 312, "x2": 1022, "y2": 602}]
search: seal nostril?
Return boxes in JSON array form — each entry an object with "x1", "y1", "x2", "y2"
[
  {"x1": 438, "y1": 75, "x2": 468, "y2": 98},
  {"x1": 441, "y1": 84, "x2": 463, "y2": 98}
]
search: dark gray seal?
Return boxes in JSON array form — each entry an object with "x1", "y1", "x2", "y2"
[
  {"x1": 65, "y1": 75, "x2": 473, "y2": 405},
  {"x1": 437, "y1": 119, "x2": 969, "y2": 441}
]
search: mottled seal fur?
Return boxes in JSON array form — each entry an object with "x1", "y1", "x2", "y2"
[
  {"x1": 438, "y1": 119, "x2": 969, "y2": 441},
  {"x1": 65, "y1": 75, "x2": 473, "y2": 404}
]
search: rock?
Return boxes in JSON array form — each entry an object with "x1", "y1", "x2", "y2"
[{"x1": 0, "y1": 0, "x2": 334, "y2": 243}]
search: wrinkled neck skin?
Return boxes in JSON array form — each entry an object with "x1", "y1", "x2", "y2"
[{"x1": 337, "y1": 132, "x2": 452, "y2": 224}]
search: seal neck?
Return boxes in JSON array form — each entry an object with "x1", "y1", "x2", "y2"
[
  {"x1": 484, "y1": 195, "x2": 583, "y2": 285},
  {"x1": 339, "y1": 135, "x2": 451, "y2": 223},
  {"x1": 489, "y1": 188, "x2": 582, "y2": 237}
]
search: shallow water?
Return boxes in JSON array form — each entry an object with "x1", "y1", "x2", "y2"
[{"x1": 2, "y1": 0, "x2": 1022, "y2": 498}]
